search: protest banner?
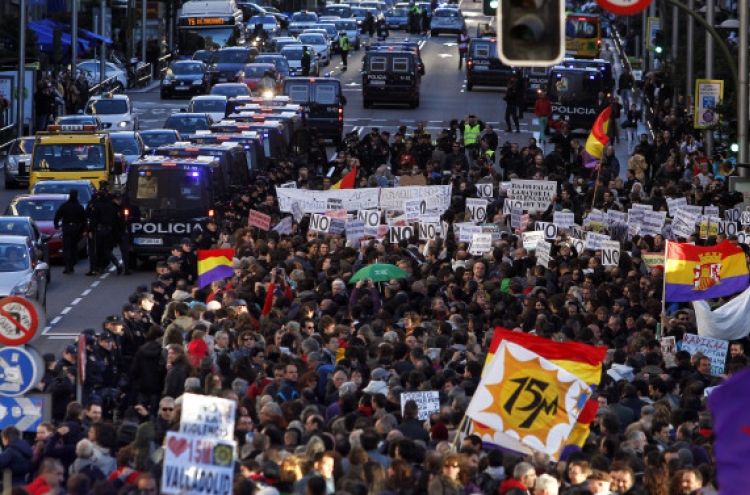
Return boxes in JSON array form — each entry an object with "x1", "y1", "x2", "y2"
[
  {"x1": 681, "y1": 334, "x2": 728, "y2": 376},
  {"x1": 161, "y1": 432, "x2": 235, "y2": 495},
  {"x1": 346, "y1": 220, "x2": 365, "y2": 246},
  {"x1": 681, "y1": 205, "x2": 703, "y2": 219},
  {"x1": 309, "y1": 214, "x2": 331, "y2": 234},
  {"x1": 400, "y1": 391, "x2": 440, "y2": 421},
  {"x1": 523, "y1": 231, "x2": 545, "y2": 251},
  {"x1": 503, "y1": 199, "x2": 524, "y2": 216},
  {"x1": 279, "y1": 182, "x2": 297, "y2": 189},
  {"x1": 419, "y1": 222, "x2": 438, "y2": 241},
  {"x1": 601, "y1": 240, "x2": 621, "y2": 266},
  {"x1": 277, "y1": 188, "x2": 380, "y2": 213},
  {"x1": 536, "y1": 240, "x2": 551, "y2": 267},
  {"x1": 521, "y1": 213, "x2": 529, "y2": 231},
  {"x1": 476, "y1": 183, "x2": 494, "y2": 198},
  {"x1": 584, "y1": 232, "x2": 608, "y2": 251},
  {"x1": 640, "y1": 211, "x2": 667, "y2": 236},
  {"x1": 324, "y1": 209, "x2": 348, "y2": 220},
  {"x1": 553, "y1": 211, "x2": 575, "y2": 230},
  {"x1": 470, "y1": 233, "x2": 493, "y2": 256},
  {"x1": 329, "y1": 218, "x2": 346, "y2": 235},
  {"x1": 672, "y1": 210, "x2": 699, "y2": 239},
  {"x1": 466, "y1": 198, "x2": 489, "y2": 223},
  {"x1": 718, "y1": 221, "x2": 738, "y2": 237},
  {"x1": 725, "y1": 208, "x2": 740, "y2": 222},
  {"x1": 404, "y1": 199, "x2": 425, "y2": 223},
  {"x1": 536, "y1": 221, "x2": 558, "y2": 240},
  {"x1": 389, "y1": 226, "x2": 415, "y2": 244},
  {"x1": 667, "y1": 197, "x2": 687, "y2": 217},
  {"x1": 704, "y1": 206, "x2": 720, "y2": 218},
  {"x1": 509, "y1": 179, "x2": 556, "y2": 211},
  {"x1": 179, "y1": 394, "x2": 236, "y2": 441},
  {"x1": 742, "y1": 210, "x2": 750, "y2": 226},
  {"x1": 248, "y1": 210, "x2": 271, "y2": 231},
  {"x1": 380, "y1": 185, "x2": 453, "y2": 212},
  {"x1": 510, "y1": 205, "x2": 523, "y2": 230},
  {"x1": 641, "y1": 252, "x2": 665, "y2": 269},
  {"x1": 457, "y1": 224, "x2": 482, "y2": 243},
  {"x1": 606, "y1": 210, "x2": 626, "y2": 228},
  {"x1": 661, "y1": 336, "x2": 677, "y2": 368},
  {"x1": 273, "y1": 217, "x2": 293, "y2": 235}
]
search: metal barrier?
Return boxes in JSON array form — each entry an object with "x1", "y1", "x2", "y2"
[
  {"x1": 158, "y1": 53, "x2": 172, "y2": 79},
  {"x1": 0, "y1": 124, "x2": 15, "y2": 148},
  {"x1": 136, "y1": 63, "x2": 153, "y2": 87},
  {"x1": 89, "y1": 75, "x2": 122, "y2": 95}
]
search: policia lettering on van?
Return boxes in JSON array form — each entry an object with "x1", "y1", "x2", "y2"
[
  {"x1": 546, "y1": 66, "x2": 604, "y2": 131},
  {"x1": 123, "y1": 156, "x2": 230, "y2": 258},
  {"x1": 282, "y1": 76, "x2": 347, "y2": 144},
  {"x1": 361, "y1": 50, "x2": 421, "y2": 109}
]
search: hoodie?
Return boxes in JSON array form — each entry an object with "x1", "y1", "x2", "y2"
[
  {"x1": 498, "y1": 478, "x2": 529, "y2": 495},
  {"x1": 0, "y1": 439, "x2": 33, "y2": 485},
  {"x1": 607, "y1": 363, "x2": 635, "y2": 382}
]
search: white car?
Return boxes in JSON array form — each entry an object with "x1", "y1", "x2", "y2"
[
  {"x1": 83, "y1": 93, "x2": 139, "y2": 130},
  {"x1": 188, "y1": 95, "x2": 229, "y2": 122},
  {"x1": 289, "y1": 11, "x2": 319, "y2": 36},
  {"x1": 298, "y1": 32, "x2": 330, "y2": 66},
  {"x1": 76, "y1": 60, "x2": 128, "y2": 91},
  {"x1": 430, "y1": 7, "x2": 466, "y2": 36},
  {"x1": 248, "y1": 14, "x2": 280, "y2": 37},
  {"x1": 0, "y1": 236, "x2": 48, "y2": 309}
]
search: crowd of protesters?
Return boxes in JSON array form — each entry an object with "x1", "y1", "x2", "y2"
[{"x1": 4, "y1": 91, "x2": 750, "y2": 495}]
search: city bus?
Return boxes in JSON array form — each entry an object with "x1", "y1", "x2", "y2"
[
  {"x1": 565, "y1": 13, "x2": 601, "y2": 59},
  {"x1": 177, "y1": 0, "x2": 245, "y2": 58}
]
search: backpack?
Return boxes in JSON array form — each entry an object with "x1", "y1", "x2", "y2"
[{"x1": 477, "y1": 472, "x2": 501, "y2": 495}]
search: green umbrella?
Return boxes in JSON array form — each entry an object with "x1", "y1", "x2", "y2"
[{"x1": 348, "y1": 263, "x2": 409, "y2": 284}]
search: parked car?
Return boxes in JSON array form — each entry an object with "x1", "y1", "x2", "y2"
[
  {"x1": 161, "y1": 60, "x2": 208, "y2": 99},
  {"x1": 77, "y1": 60, "x2": 128, "y2": 91},
  {"x1": 0, "y1": 137, "x2": 33, "y2": 189},
  {"x1": 0, "y1": 235, "x2": 49, "y2": 308},
  {"x1": 0, "y1": 216, "x2": 50, "y2": 280}
]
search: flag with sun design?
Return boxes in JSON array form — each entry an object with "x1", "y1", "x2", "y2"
[{"x1": 466, "y1": 340, "x2": 592, "y2": 459}]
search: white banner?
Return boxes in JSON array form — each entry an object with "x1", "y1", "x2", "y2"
[
  {"x1": 179, "y1": 394, "x2": 236, "y2": 441},
  {"x1": 162, "y1": 432, "x2": 235, "y2": 495},
  {"x1": 585, "y1": 232, "x2": 609, "y2": 251},
  {"x1": 389, "y1": 226, "x2": 415, "y2": 244},
  {"x1": 277, "y1": 187, "x2": 380, "y2": 213},
  {"x1": 380, "y1": 185, "x2": 453, "y2": 212},
  {"x1": 509, "y1": 180, "x2": 556, "y2": 211}
]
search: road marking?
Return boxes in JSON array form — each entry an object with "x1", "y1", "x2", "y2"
[
  {"x1": 49, "y1": 335, "x2": 78, "y2": 340},
  {"x1": 42, "y1": 326, "x2": 51, "y2": 334},
  {"x1": 60, "y1": 307, "x2": 72, "y2": 315},
  {"x1": 50, "y1": 316, "x2": 61, "y2": 325},
  {"x1": 92, "y1": 281, "x2": 101, "y2": 287},
  {"x1": 81, "y1": 289, "x2": 91, "y2": 296},
  {"x1": 71, "y1": 298, "x2": 81, "y2": 305}
]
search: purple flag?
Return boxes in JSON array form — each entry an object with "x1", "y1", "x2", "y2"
[
  {"x1": 581, "y1": 149, "x2": 600, "y2": 169},
  {"x1": 708, "y1": 365, "x2": 750, "y2": 495}
]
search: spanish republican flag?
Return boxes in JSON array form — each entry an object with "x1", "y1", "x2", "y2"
[
  {"x1": 470, "y1": 328, "x2": 606, "y2": 458},
  {"x1": 665, "y1": 240, "x2": 749, "y2": 302},
  {"x1": 197, "y1": 249, "x2": 235, "y2": 289},
  {"x1": 582, "y1": 105, "x2": 612, "y2": 169},
  {"x1": 329, "y1": 164, "x2": 357, "y2": 189}
]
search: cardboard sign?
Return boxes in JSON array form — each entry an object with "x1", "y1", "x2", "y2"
[
  {"x1": 661, "y1": 336, "x2": 677, "y2": 368},
  {"x1": 510, "y1": 205, "x2": 524, "y2": 230},
  {"x1": 503, "y1": 199, "x2": 524, "y2": 216},
  {"x1": 553, "y1": 211, "x2": 575, "y2": 230},
  {"x1": 162, "y1": 432, "x2": 235, "y2": 495},
  {"x1": 601, "y1": 240, "x2": 621, "y2": 266},
  {"x1": 248, "y1": 210, "x2": 271, "y2": 231},
  {"x1": 346, "y1": 220, "x2": 365, "y2": 246},
  {"x1": 640, "y1": 211, "x2": 667, "y2": 236},
  {"x1": 404, "y1": 199, "x2": 425, "y2": 223},
  {"x1": 329, "y1": 218, "x2": 346, "y2": 235},
  {"x1": 667, "y1": 197, "x2": 687, "y2": 217},
  {"x1": 458, "y1": 224, "x2": 482, "y2": 243},
  {"x1": 389, "y1": 226, "x2": 415, "y2": 244},
  {"x1": 400, "y1": 391, "x2": 440, "y2": 421},
  {"x1": 179, "y1": 394, "x2": 236, "y2": 441},
  {"x1": 476, "y1": 183, "x2": 494, "y2": 198},
  {"x1": 419, "y1": 222, "x2": 439, "y2": 241},
  {"x1": 681, "y1": 334, "x2": 728, "y2": 376},
  {"x1": 536, "y1": 221, "x2": 558, "y2": 240},
  {"x1": 466, "y1": 198, "x2": 489, "y2": 223},
  {"x1": 585, "y1": 232, "x2": 609, "y2": 251},
  {"x1": 641, "y1": 252, "x2": 665, "y2": 269},
  {"x1": 470, "y1": 233, "x2": 493, "y2": 255},
  {"x1": 309, "y1": 213, "x2": 331, "y2": 233},
  {"x1": 673, "y1": 210, "x2": 699, "y2": 239},
  {"x1": 523, "y1": 231, "x2": 545, "y2": 251},
  {"x1": 509, "y1": 179, "x2": 556, "y2": 211},
  {"x1": 606, "y1": 210, "x2": 626, "y2": 228},
  {"x1": 536, "y1": 240, "x2": 551, "y2": 267}
]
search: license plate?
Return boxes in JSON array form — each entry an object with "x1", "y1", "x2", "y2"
[
  {"x1": 530, "y1": 83, "x2": 539, "y2": 88},
  {"x1": 175, "y1": 86, "x2": 189, "y2": 90},
  {"x1": 218, "y1": 78, "x2": 227, "y2": 82},
  {"x1": 134, "y1": 238, "x2": 163, "y2": 245},
  {"x1": 369, "y1": 80, "x2": 386, "y2": 85},
  {"x1": 473, "y1": 66, "x2": 488, "y2": 71}
]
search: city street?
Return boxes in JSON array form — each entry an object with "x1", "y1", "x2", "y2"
[{"x1": 1, "y1": 0, "x2": 641, "y2": 356}]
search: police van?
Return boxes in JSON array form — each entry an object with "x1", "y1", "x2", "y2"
[
  {"x1": 210, "y1": 120, "x2": 290, "y2": 159},
  {"x1": 547, "y1": 66, "x2": 605, "y2": 131},
  {"x1": 123, "y1": 156, "x2": 230, "y2": 258},
  {"x1": 361, "y1": 49, "x2": 421, "y2": 109},
  {"x1": 521, "y1": 66, "x2": 552, "y2": 108},
  {"x1": 560, "y1": 58, "x2": 614, "y2": 94},
  {"x1": 225, "y1": 110, "x2": 304, "y2": 153},
  {"x1": 367, "y1": 41, "x2": 425, "y2": 76},
  {"x1": 282, "y1": 76, "x2": 346, "y2": 143},
  {"x1": 465, "y1": 38, "x2": 513, "y2": 91},
  {"x1": 152, "y1": 142, "x2": 252, "y2": 188},
  {"x1": 187, "y1": 131, "x2": 268, "y2": 171}
]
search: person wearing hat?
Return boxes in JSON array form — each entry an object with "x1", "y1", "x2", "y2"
[
  {"x1": 198, "y1": 218, "x2": 220, "y2": 250},
  {"x1": 86, "y1": 182, "x2": 123, "y2": 276},
  {"x1": 110, "y1": 191, "x2": 131, "y2": 275},
  {"x1": 54, "y1": 344, "x2": 77, "y2": 375},
  {"x1": 180, "y1": 237, "x2": 198, "y2": 283},
  {"x1": 84, "y1": 330, "x2": 119, "y2": 408}
]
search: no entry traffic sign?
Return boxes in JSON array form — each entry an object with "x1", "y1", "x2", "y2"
[
  {"x1": 0, "y1": 297, "x2": 44, "y2": 346},
  {"x1": 597, "y1": 0, "x2": 653, "y2": 15}
]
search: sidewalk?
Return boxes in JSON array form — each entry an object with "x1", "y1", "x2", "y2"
[{"x1": 126, "y1": 80, "x2": 160, "y2": 94}]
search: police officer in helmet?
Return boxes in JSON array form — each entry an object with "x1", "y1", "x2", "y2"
[{"x1": 54, "y1": 189, "x2": 86, "y2": 274}]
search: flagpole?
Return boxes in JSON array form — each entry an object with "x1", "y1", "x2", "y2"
[
  {"x1": 660, "y1": 240, "x2": 668, "y2": 339},
  {"x1": 590, "y1": 164, "x2": 602, "y2": 213},
  {"x1": 453, "y1": 415, "x2": 469, "y2": 451}
]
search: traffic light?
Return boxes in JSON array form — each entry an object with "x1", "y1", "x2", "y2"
[
  {"x1": 483, "y1": 0, "x2": 498, "y2": 17},
  {"x1": 499, "y1": 0, "x2": 564, "y2": 67},
  {"x1": 653, "y1": 30, "x2": 664, "y2": 56}
]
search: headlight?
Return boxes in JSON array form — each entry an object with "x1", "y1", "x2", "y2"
[
  {"x1": 117, "y1": 121, "x2": 131, "y2": 128},
  {"x1": 7, "y1": 158, "x2": 18, "y2": 172},
  {"x1": 163, "y1": 77, "x2": 172, "y2": 84},
  {"x1": 11, "y1": 280, "x2": 33, "y2": 296},
  {"x1": 52, "y1": 231, "x2": 63, "y2": 240},
  {"x1": 192, "y1": 79, "x2": 203, "y2": 85}
]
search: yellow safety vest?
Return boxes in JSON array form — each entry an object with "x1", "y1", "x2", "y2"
[{"x1": 463, "y1": 123, "x2": 481, "y2": 146}]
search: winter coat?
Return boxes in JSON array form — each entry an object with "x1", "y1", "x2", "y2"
[
  {"x1": 131, "y1": 340, "x2": 167, "y2": 396},
  {"x1": 0, "y1": 439, "x2": 34, "y2": 485}
]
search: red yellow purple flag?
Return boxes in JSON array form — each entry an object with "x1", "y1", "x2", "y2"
[
  {"x1": 197, "y1": 249, "x2": 235, "y2": 289},
  {"x1": 582, "y1": 105, "x2": 611, "y2": 169},
  {"x1": 330, "y1": 165, "x2": 357, "y2": 190},
  {"x1": 470, "y1": 328, "x2": 606, "y2": 458},
  {"x1": 665, "y1": 240, "x2": 750, "y2": 302}
]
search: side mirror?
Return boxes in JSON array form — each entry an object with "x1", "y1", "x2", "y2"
[
  {"x1": 40, "y1": 234, "x2": 51, "y2": 243},
  {"x1": 0, "y1": 151, "x2": 7, "y2": 157},
  {"x1": 340, "y1": 95, "x2": 347, "y2": 106},
  {"x1": 142, "y1": 146, "x2": 151, "y2": 155},
  {"x1": 36, "y1": 262, "x2": 49, "y2": 272}
]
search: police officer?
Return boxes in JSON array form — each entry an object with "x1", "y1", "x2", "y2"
[
  {"x1": 301, "y1": 46, "x2": 312, "y2": 76},
  {"x1": 180, "y1": 238, "x2": 198, "y2": 283},
  {"x1": 459, "y1": 114, "x2": 485, "y2": 164},
  {"x1": 87, "y1": 181, "x2": 123, "y2": 275},
  {"x1": 111, "y1": 191, "x2": 131, "y2": 275},
  {"x1": 339, "y1": 32, "x2": 350, "y2": 70},
  {"x1": 53, "y1": 189, "x2": 86, "y2": 274}
]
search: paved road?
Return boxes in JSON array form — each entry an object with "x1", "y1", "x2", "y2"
[{"x1": 0, "y1": 0, "x2": 640, "y2": 356}]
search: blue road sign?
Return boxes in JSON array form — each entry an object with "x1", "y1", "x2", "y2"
[
  {"x1": 0, "y1": 397, "x2": 43, "y2": 432},
  {"x1": 0, "y1": 347, "x2": 42, "y2": 397}
]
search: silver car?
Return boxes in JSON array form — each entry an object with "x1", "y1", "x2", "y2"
[
  {"x1": 0, "y1": 137, "x2": 33, "y2": 189},
  {"x1": 333, "y1": 19, "x2": 362, "y2": 50},
  {"x1": 280, "y1": 45, "x2": 320, "y2": 76},
  {"x1": 0, "y1": 235, "x2": 49, "y2": 309},
  {"x1": 430, "y1": 7, "x2": 466, "y2": 36},
  {"x1": 384, "y1": 7, "x2": 409, "y2": 30}
]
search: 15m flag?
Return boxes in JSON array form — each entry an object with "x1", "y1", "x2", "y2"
[{"x1": 198, "y1": 249, "x2": 235, "y2": 289}]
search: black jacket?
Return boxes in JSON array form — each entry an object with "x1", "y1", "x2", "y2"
[
  {"x1": 54, "y1": 198, "x2": 86, "y2": 234},
  {"x1": 131, "y1": 340, "x2": 166, "y2": 396},
  {"x1": 396, "y1": 417, "x2": 429, "y2": 443},
  {"x1": 0, "y1": 439, "x2": 33, "y2": 485}
]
